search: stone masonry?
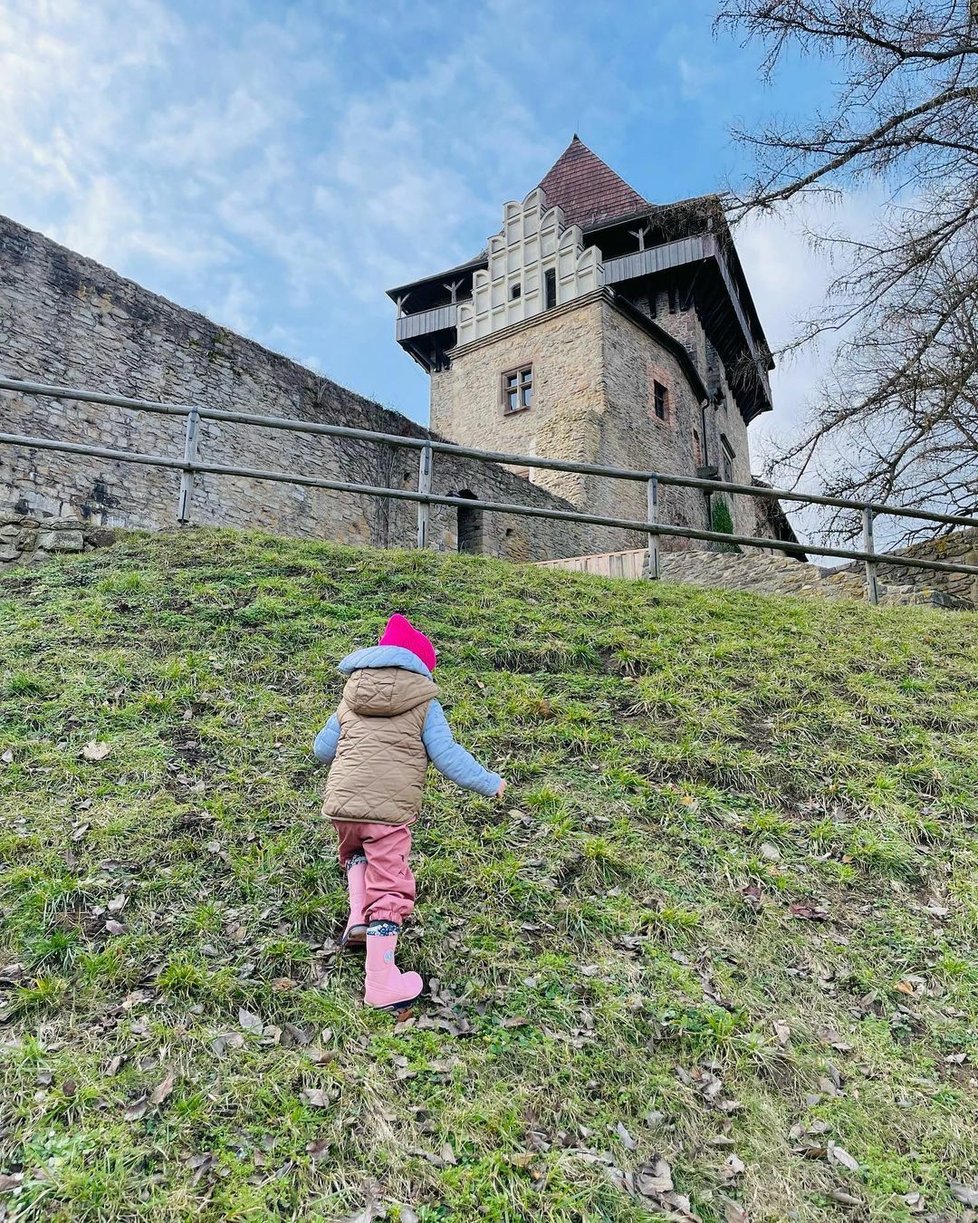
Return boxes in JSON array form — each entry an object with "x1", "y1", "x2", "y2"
[
  {"x1": 430, "y1": 292, "x2": 607, "y2": 509},
  {"x1": 0, "y1": 513, "x2": 116, "y2": 571},
  {"x1": 430, "y1": 290, "x2": 754, "y2": 550},
  {"x1": 838, "y1": 528, "x2": 978, "y2": 608},
  {"x1": 537, "y1": 542, "x2": 974, "y2": 608},
  {"x1": 601, "y1": 300, "x2": 754, "y2": 539},
  {"x1": 0, "y1": 215, "x2": 622, "y2": 564}
]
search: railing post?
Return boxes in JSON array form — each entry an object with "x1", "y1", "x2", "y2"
[
  {"x1": 647, "y1": 473, "x2": 660, "y2": 580},
  {"x1": 177, "y1": 405, "x2": 200, "y2": 526},
  {"x1": 862, "y1": 506, "x2": 879, "y2": 605},
  {"x1": 417, "y1": 441, "x2": 433, "y2": 549}
]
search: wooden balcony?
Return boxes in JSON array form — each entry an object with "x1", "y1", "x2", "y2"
[{"x1": 395, "y1": 302, "x2": 458, "y2": 341}]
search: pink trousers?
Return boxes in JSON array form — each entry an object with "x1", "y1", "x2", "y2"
[{"x1": 333, "y1": 820, "x2": 416, "y2": 926}]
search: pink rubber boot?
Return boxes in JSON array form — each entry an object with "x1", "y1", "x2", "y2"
[
  {"x1": 364, "y1": 927, "x2": 424, "y2": 1014},
  {"x1": 340, "y1": 858, "x2": 367, "y2": 950}
]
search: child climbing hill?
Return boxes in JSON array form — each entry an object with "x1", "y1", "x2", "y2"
[{"x1": 313, "y1": 613, "x2": 507, "y2": 1015}]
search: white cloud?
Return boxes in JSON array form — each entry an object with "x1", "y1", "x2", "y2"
[
  {"x1": 146, "y1": 88, "x2": 284, "y2": 169},
  {"x1": 3, "y1": 0, "x2": 830, "y2": 437},
  {"x1": 205, "y1": 274, "x2": 261, "y2": 338}
]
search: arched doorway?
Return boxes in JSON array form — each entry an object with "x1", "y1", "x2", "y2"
[{"x1": 455, "y1": 490, "x2": 484, "y2": 555}]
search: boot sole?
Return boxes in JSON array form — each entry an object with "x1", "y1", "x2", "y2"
[{"x1": 371, "y1": 990, "x2": 426, "y2": 1019}]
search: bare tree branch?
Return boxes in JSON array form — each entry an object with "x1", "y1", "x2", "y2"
[{"x1": 718, "y1": 0, "x2": 978, "y2": 542}]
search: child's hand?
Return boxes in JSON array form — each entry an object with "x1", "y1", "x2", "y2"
[{"x1": 496, "y1": 778, "x2": 508, "y2": 799}]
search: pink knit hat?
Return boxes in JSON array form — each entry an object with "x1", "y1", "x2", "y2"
[{"x1": 379, "y1": 613, "x2": 437, "y2": 672}]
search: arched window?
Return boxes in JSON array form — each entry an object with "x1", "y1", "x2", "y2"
[{"x1": 455, "y1": 490, "x2": 484, "y2": 555}]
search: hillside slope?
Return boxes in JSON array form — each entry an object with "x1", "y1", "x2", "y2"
[{"x1": 2, "y1": 530, "x2": 978, "y2": 1223}]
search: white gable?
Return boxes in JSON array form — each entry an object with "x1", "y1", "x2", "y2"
[{"x1": 456, "y1": 188, "x2": 603, "y2": 345}]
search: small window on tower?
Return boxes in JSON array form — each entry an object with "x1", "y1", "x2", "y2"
[
  {"x1": 503, "y1": 366, "x2": 533, "y2": 413},
  {"x1": 692, "y1": 428, "x2": 702, "y2": 466},
  {"x1": 653, "y1": 380, "x2": 669, "y2": 423},
  {"x1": 510, "y1": 282, "x2": 522, "y2": 300},
  {"x1": 721, "y1": 436, "x2": 735, "y2": 483},
  {"x1": 545, "y1": 268, "x2": 557, "y2": 310}
]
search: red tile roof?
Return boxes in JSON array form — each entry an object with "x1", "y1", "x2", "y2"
[{"x1": 536, "y1": 136, "x2": 650, "y2": 230}]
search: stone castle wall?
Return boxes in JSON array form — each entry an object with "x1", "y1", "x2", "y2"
[
  {"x1": 599, "y1": 301, "x2": 755, "y2": 540},
  {"x1": 857, "y1": 528, "x2": 978, "y2": 607},
  {"x1": 0, "y1": 215, "x2": 612, "y2": 564},
  {"x1": 430, "y1": 287, "x2": 758, "y2": 550},
  {"x1": 430, "y1": 291, "x2": 607, "y2": 510},
  {"x1": 538, "y1": 544, "x2": 973, "y2": 609}
]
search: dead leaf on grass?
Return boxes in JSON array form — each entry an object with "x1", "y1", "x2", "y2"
[
  {"x1": 951, "y1": 1184, "x2": 978, "y2": 1208},
  {"x1": 827, "y1": 1142, "x2": 859, "y2": 1172},
  {"x1": 183, "y1": 1152, "x2": 214, "y2": 1182},
  {"x1": 636, "y1": 1155, "x2": 674, "y2": 1196},
  {"x1": 817, "y1": 1027, "x2": 853, "y2": 1053},
  {"x1": 124, "y1": 1096, "x2": 149, "y2": 1122},
  {"x1": 721, "y1": 1197, "x2": 749, "y2": 1223},
  {"x1": 150, "y1": 1072, "x2": 175, "y2": 1105},
  {"x1": 300, "y1": 1087, "x2": 333, "y2": 1109},
  {"x1": 82, "y1": 741, "x2": 111, "y2": 762},
  {"x1": 339, "y1": 1205, "x2": 384, "y2": 1223},
  {"x1": 724, "y1": 1154, "x2": 746, "y2": 1181},
  {"x1": 238, "y1": 1008, "x2": 263, "y2": 1034}
]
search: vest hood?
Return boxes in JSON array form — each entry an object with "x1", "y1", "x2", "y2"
[
  {"x1": 342, "y1": 665, "x2": 439, "y2": 718},
  {"x1": 338, "y1": 644, "x2": 434, "y2": 681}
]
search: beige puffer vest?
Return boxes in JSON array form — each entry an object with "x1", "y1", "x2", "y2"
[{"x1": 322, "y1": 666, "x2": 439, "y2": 826}]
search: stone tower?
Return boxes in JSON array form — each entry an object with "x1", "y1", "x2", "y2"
[{"x1": 388, "y1": 137, "x2": 775, "y2": 543}]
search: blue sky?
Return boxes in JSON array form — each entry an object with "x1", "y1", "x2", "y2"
[{"x1": 0, "y1": 0, "x2": 857, "y2": 461}]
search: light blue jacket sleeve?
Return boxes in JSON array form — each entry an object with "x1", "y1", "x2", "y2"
[
  {"x1": 312, "y1": 714, "x2": 342, "y2": 764},
  {"x1": 422, "y1": 701, "x2": 501, "y2": 797}
]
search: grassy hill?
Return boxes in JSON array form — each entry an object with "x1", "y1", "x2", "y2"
[{"x1": 2, "y1": 529, "x2": 978, "y2": 1223}]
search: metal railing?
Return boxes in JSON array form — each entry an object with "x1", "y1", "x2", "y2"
[{"x1": 1, "y1": 374, "x2": 977, "y2": 605}]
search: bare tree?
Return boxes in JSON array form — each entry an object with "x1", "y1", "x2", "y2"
[{"x1": 716, "y1": 1, "x2": 978, "y2": 539}]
